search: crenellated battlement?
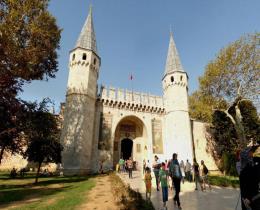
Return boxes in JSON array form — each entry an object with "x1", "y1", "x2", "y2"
[{"x1": 97, "y1": 85, "x2": 165, "y2": 114}]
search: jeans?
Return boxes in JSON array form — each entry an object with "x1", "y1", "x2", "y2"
[
  {"x1": 173, "y1": 178, "x2": 181, "y2": 206},
  {"x1": 162, "y1": 186, "x2": 168, "y2": 202},
  {"x1": 128, "y1": 168, "x2": 132, "y2": 178},
  {"x1": 186, "y1": 171, "x2": 192, "y2": 182},
  {"x1": 154, "y1": 170, "x2": 159, "y2": 189},
  {"x1": 194, "y1": 173, "x2": 200, "y2": 189}
]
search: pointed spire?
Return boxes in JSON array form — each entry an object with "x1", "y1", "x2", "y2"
[
  {"x1": 75, "y1": 5, "x2": 97, "y2": 54},
  {"x1": 164, "y1": 32, "x2": 184, "y2": 75}
]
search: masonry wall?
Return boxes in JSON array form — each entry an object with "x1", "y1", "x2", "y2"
[
  {"x1": 0, "y1": 154, "x2": 27, "y2": 171},
  {"x1": 192, "y1": 120, "x2": 218, "y2": 171}
]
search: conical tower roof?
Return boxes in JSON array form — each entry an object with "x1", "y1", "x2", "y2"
[
  {"x1": 75, "y1": 5, "x2": 97, "y2": 54},
  {"x1": 164, "y1": 33, "x2": 184, "y2": 75}
]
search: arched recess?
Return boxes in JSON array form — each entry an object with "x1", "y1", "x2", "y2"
[{"x1": 113, "y1": 115, "x2": 148, "y2": 167}]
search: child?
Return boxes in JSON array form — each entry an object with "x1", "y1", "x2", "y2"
[
  {"x1": 200, "y1": 160, "x2": 211, "y2": 190},
  {"x1": 159, "y1": 162, "x2": 169, "y2": 210},
  {"x1": 144, "y1": 167, "x2": 152, "y2": 200}
]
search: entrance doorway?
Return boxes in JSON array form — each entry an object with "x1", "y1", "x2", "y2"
[{"x1": 121, "y1": 138, "x2": 133, "y2": 160}]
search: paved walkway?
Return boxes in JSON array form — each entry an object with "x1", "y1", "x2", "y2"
[{"x1": 118, "y1": 171, "x2": 241, "y2": 210}]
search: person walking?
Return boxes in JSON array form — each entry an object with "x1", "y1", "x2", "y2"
[
  {"x1": 185, "y1": 159, "x2": 192, "y2": 182},
  {"x1": 159, "y1": 162, "x2": 169, "y2": 210},
  {"x1": 127, "y1": 157, "x2": 133, "y2": 179},
  {"x1": 152, "y1": 155, "x2": 161, "y2": 191},
  {"x1": 193, "y1": 158, "x2": 202, "y2": 191},
  {"x1": 119, "y1": 158, "x2": 125, "y2": 173},
  {"x1": 200, "y1": 160, "x2": 211, "y2": 190},
  {"x1": 180, "y1": 160, "x2": 185, "y2": 184},
  {"x1": 169, "y1": 153, "x2": 182, "y2": 209},
  {"x1": 146, "y1": 160, "x2": 151, "y2": 170},
  {"x1": 240, "y1": 145, "x2": 260, "y2": 210},
  {"x1": 144, "y1": 167, "x2": 152, "y2": 200},
  {"x1": 143, "y1": 159, "x2": 146, "y2": 174}
]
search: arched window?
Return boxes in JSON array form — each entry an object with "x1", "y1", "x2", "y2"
[
  {"x1": 82, "y1": 53, "x2": 87, "y2": 60},
  {"x1": 171, "y1": 76, "x2": 174, "y2": 82},
  {"x1": 180, "y1": 75, "x2": 183, "y2": 81},
  {"x1": 94, "y1": 58, "x2": 97, "y2": 65},
  {"x1": 72, "y1": 53, "x2": 75, "y2": 61}
]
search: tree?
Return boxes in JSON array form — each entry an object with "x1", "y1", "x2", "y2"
[
  {"x1": 190, "y1": 33, "x2": 260, "y2": 121},
  {"x1": 0, "y1": 94, "x2": 27, "y2": 163},
  {"x1": 189, "y1": 91, "x2": 227, "y2": 122},
  {"x1": 189, "y1": 33, "x2": 260, "y2": 173},
  {"x1": 0, "y1": 0, "x2": 61, "y2": 82},
  {"x1": 0, "y1": 0, "x2": 61, "y2": 163},
  {"x1": 199, "y1": 33, "x2": 260, "y2": 106},
  {"x1": 209, "y1": 99, "x2": 260, "y2": 174},
  {"x1": 24, "y1": 99, "x2": 62, "y2": 183}
]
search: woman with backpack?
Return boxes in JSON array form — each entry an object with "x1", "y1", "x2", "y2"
[
  {"x1": 200, "y1": 160, "x2": 211, "y2": 191},
  {"x1": 169, "y1": 153, "x2": 182, "y2": 209}
]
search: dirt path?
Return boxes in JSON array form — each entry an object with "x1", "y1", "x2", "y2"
[{"x1": 78, "y1": 175, "x2": 120, "y2": 210}]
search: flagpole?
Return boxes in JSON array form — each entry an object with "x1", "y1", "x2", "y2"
[
  {"x1": 131, "y1": 76, "x2": 133, "y2": 101},
  {"x1": 130, "y1": 73, "x2": 133, "y2": 101}
]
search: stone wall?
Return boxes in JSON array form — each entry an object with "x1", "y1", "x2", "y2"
[
  {"x1": 191, "y1": 120, "x2": 218, "y2": 171},
  {"x1": 0, "y1": 153, "x2": 27, "y2": 171},
  {"x1": 99, "y1": 85, "x2": 164, "y2": 108},
  {"x1": 0, "y1": 153, "x2": 57, "y2": 172}
]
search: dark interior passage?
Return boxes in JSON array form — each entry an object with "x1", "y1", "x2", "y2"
[{"x1": 121, "y1": 138, "x2": 133, "y2": 160}]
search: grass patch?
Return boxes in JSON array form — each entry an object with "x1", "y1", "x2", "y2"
[
  {"x1": 208, "y1": 175, "x2": 239, "y2": 188},
  {"x1": 110, "y1": 173, "x2": 154, "y2": 210},
  {"x1": 0, "y1": 172, "x2": 95, "y2": 210}
]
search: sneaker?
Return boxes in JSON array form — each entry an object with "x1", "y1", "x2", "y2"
[{"x1": 178, "y1": 206, "x2": 182, "y2": 209}]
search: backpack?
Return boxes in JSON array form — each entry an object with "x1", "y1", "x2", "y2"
[
  {"x1": 170, "y1": 161, "x2": 181, "y2": 179},
  {"x1": 203, "y1": 165, "x2": 209, "y2": 175}
]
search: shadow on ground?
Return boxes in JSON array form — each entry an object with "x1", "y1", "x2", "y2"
[{"x1": 0, "y1": 176, "x2": 91, "y2": 207}]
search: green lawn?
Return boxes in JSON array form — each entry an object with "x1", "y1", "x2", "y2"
[
  {"x1": 0, "y1": 172, "x2": 95, "y2": 210},
  {"x1": 208, "y1": 175, "x2": 239, "y2": 188}
]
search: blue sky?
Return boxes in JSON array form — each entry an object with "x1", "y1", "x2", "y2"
[{"x1": 20, "y1": 0, "x2": 260, "y2": 112}]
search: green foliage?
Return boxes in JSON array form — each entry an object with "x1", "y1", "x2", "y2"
[
  {"x1": 208, "y1": 175, "x2": 239, "y2": 188},
  {"x1": 0, "y1": 0, "x2": 61, "y2": 164},
  {"x1": 189, "y1": 33, "x2": 260, "y2": 121},
  {"x1": 0, "y1": 0, "x2": 61, "y2": 81},
  {"x1": 199, "y1": 33, "x2": 260, "y2": 105},
  {"x1": 239, "y1": 100, "x2": 260, "y2": 143},
  {"x1": 189, "y1": 91, "x2": 227, "y2": 122},
  {"x1": 23, "y1": 99, "x2": 63, "y2": 183},
  {"x1": 212, "y1": 99, "x2": 260, "y2": 159},
  {"x1": 212, "y1": 110, "x2": 238, "y2": 153},
  {"x1": 220, "y1": 152, "x2": 237, "y2": 176},
  {"x1": 0, "y1": 173, "x2": 95, "y2": 209},
  {"x1": 0, "y1": 97, "x2": 26, "y2": 163}
]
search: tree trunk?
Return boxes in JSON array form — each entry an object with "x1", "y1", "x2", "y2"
[
  {"x1": 223, "y1": 99, "x2": 247, "y2": 149},
  {"x1": 35, "y1": 161, "x2": 42, "y2": 184},
  {"x1": 234, "y1": 103, "x2": 246, "y2": 147},
  {"x1": 0, "y1": 145, "x2": 6, "y2": 165}
]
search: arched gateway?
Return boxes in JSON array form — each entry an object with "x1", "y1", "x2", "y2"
[
  {"x1": 113, "y1": 116, "x2": 148, "y2": 168},
  {"x1": 60, "y1": 7, "x2": 219, "y2": 176}
]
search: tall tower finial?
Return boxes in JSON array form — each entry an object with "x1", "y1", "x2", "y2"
[
  {"x1": 170, "y1": 24, "x2": 173, "y2": 36},
  {"x1": 75, "y1": 3, "x2": 97, "y2": 53},
  {"x1": 89, "y1": 2, "x2": 92, "y2": 14},
  {"x1": 164, "y1": 30, "x2": 184, "y2": 76}
]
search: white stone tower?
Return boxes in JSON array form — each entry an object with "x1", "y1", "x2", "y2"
[
  {"x1": 61, "y1": 6, "x2": 100, "y2": 175},
  {"x1": 162, "y1": 32, "x2": 193, "y2": 162}
]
